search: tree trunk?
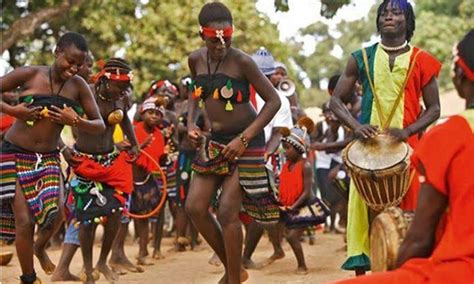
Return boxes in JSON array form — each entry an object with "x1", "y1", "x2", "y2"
[{"x1": 1, "y1": 0, "x2": 85, "y2": 53}]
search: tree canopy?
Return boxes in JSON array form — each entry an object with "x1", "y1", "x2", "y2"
[{"x1": 2, "y1": 0, "x2": 473, "y2": 107}]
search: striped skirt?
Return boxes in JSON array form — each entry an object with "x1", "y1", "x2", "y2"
[
  {"x1": 192, "y1": 132, "x2": 280, "y2": 224},
  {"x1": 0, "y1": 141, "x2": 61, "y2": 241}
]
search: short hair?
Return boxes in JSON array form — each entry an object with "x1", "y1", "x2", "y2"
[
  {"x1": 457, "y1": 30, "x2": 474, "y2": 73},
  {"x1": 328, "y1": 74, "x2": 341, "y2": 92},
  {"x1": 56, "y1": 32, "x2": 88, "y2": 52},
  {"x1": 198, "y1": 2, "x2": 233, "y2": 27},
  {"x1": 376, "y1": 0, "x2": 416, "y2": 42},
  {"x1": 103, "y1": 57, "x2": 132, "y2": 75}
]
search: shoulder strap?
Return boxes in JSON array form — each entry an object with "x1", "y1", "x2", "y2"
[{"x1": 383, "y1": 48, "x2": 421, "y2": 129}]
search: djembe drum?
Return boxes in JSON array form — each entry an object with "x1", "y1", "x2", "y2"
[
  {"x1": 343, "y1": 134, "x2": 413, "y2": 211},
  {"x1": 370, "y1": 207, "x2": 414, "y2": 272}
]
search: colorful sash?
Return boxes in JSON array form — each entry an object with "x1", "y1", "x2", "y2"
[
  {"x1": 70, "y1": 147, "x2": 132, "y2": 223},
  {"x1": 0, "y1": 141, "x2": 61, "y2": 240}
]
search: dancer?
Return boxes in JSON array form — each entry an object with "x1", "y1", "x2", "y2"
[
  {"x1": 147, "y1": 79, "x2": 179, "y2": 259},
  {"x1": 185, "y1": 2, "x2": 281, "y2": 283},
  {"x1": 0, "y1": 32, "x2": 105, "y2": 284},
  {"x1": 279, "y1": 118, "x2": 329, "y2": 274},
  {"x1": 62, "y1": 58, "x2": 138, "y2": 283},
  {"x1": 51, "y1": 52, "x2": 94, "y2": 282}
]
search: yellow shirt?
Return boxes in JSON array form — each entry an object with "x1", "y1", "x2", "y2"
[{"x1": 372, "y1": 46, "x2": 413, "y2": 128}]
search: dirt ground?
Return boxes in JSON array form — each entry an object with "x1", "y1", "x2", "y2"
[{"x1": 0, "y1": 227, "x2": 352, "y2": 284}]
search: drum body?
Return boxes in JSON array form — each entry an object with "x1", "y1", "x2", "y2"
[
  {"x1": 343, "y1": 134, "x2": 412, "y2": 211},
  {"x1": 370, "y1": 207, "x2": 414, "y2": 272}
]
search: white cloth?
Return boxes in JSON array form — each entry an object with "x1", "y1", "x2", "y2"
[
  {"x1": 316, "y1": 121, "x2": 346, "y2": 168},
  {"x1": 316, "y1": 121, "x2": 332, "y2": 169},
  {"x1": 331, "y1": 126, "x2": 345, "y2": 164},
  {"x1": 255, "y1": 90, "x2": 293, "y2": 143}
]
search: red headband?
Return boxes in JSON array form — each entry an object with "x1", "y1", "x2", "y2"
[
  {"x1": 456, "y1": 55, "x2": 474, "y2": 82},
  {"x1": 200, "y1": 26, "x2": 233, "y2": 44}
]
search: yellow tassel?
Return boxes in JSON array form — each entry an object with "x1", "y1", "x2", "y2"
[
  {"x1": 213, "y1": 88, "x2": 219, "y2": 99},
  {"x1": 225, "y1": 100, "x2": 233, "y2": 111},
  {"x1": 199, "y1": 99, "x2": 204, "y2": 108}
]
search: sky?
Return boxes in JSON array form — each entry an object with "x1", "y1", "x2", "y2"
[{"x1": 256, "y1": 0, "x2": 377, "y2": 55}]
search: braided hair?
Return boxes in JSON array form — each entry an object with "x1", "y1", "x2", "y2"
[
  {"x1": 198, "y1": 2, "x2": 233, "y2": 27},
  {"x1": 56, "y1": 32, "x2": 88, "y2": 52},
  {"x1": 376, "y1": 0, "x2": 415, "y2": 42}
]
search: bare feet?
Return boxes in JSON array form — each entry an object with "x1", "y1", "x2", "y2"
[
  {"x1": 261, "y1": 251, "x2": 285, "y2": 267},
  {"x1": 34, "y1": 245, "x2": 56, "y2": 275},
  {"x1": 96, "y1": 263, "x2": 119, "y2": 282},
  {"x1": 152, "y1": 250, "x2": 165, "y2": 260},
  {"x1": 136, "y1": 255, "x2": 154, "y2": 266},
  {"x1": 109, "y1": 260, "x2": 144, "y2": 274},
  {"x1": 240, "y1": 267, "x2": 249, "y2": 282},
  {"x1": 208, "y1": 253, "x2": 222, "y2": 267},
  {"x1": 218, "y1": 268, "x2": 248, "y2": 284},
  {"x1": 51, "y1": 270, "x2": 80, "y2": 282},
  {"x1": 295, "y1": 266, "x2": 308, "y2": 275},
  {"x1": 242, "y1": 258, "x2": 263, "y2": 270}
]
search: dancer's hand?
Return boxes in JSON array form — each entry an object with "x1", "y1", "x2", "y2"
[
  {"x1": 126, "y1": 145, "x2": 140, "y2": 162},
  {"x1": 187, "y1": 124, "x2": 202, "y2": 148},
  {"x1": 222, "y1": 137, "x2": 245, "y2": 162},
  {"x1": 48, "y1": 104, "x2": 79, "y2": 125},
  {"x1": 11, "y1": 103, "x2": 42, "y2": 121},
  {"x1": 62, "y1": 147, "x2": 82, "y2": 168},
  {"x1": 116, "y1": 140, "x2": 131, "y2": 151}
]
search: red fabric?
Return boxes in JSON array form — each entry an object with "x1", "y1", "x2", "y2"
[
  {"x1": 73, "y1": 151, "x2": 133, "y2": 194},
  {"x1": 134, "y1": 121, "x2": 165, "y2": 173},
  {"x1": 336, "y1": 115, "x2": 474, "y2": 284},
  {"x1": 0, "y1": 114, "x2": 15, "y2": 132},
  {"x1": 200, "y1": 26, "x2": 233, "y2": 38},
  {"x1": 239, "y1": 212, "x2": 253, "y2": 225},
  {"x1": 399, "y1": 47, "x2": 442, "y2": 210},
  {"x1": 279, "y1": 160, "x2": 304, "y2": 207},
  {"x1": 249, "y1": 84, "x2": 258, "y2": 111},
  {"x1": 403, "y1": 47, "x2": 442, "y2": 148}
]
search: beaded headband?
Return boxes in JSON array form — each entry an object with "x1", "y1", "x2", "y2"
[{"x1": 148, "y1": 80, "x2": 178, "y2": 97}]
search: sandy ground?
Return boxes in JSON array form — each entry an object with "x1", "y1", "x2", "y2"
[{"x1": 0, "y1": 228, "x2": 352, "y2": 284}]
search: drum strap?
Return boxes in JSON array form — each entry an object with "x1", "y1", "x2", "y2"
[{"x1": 362, "y1": 47, "x2": 421, "y2": 130}]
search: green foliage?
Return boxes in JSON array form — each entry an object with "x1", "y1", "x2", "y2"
[
  {"x1": 3, "y1": 0, "x2": 294, "y2": 100},
  {"x1": 412, "y1": 0, "x2": 474, "y2": 89},
  {"x1": 295, "y1": 0, "x2": 473, "y2": 107}
]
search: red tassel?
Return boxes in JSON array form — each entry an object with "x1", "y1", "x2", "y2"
[
  {"x1": 236, "y1": 90, "x2": 243, "y2": 102},
  {"x1": 180, "y1": 185, "x2": 185, "y2": 200}
]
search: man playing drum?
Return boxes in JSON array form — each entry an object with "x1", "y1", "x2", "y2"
[
  {"x1": 329, "y1": 0, "x2": 441, "y2": 275},
  {"x1": 336, "y1": 29, "x2": 474, "y2": 284}
]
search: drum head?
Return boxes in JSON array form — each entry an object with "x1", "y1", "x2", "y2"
[{"x1": 347, "y1": 134, "x2": 409, "y2": 171}]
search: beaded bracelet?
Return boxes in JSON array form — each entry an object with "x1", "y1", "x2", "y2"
[{"x1": 239, "y1": 133, "x2": 249, "y2": 148}]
